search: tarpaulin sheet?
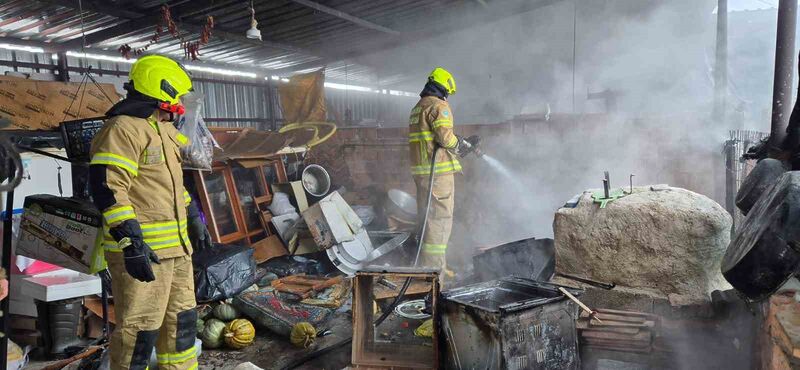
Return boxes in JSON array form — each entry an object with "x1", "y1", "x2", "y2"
[
  {"x1": 0, "y1": 76, "x2": 119, "y2": 130},
  {"x1": 278, "y1": 69, "x2": 326, "y2": 124}
]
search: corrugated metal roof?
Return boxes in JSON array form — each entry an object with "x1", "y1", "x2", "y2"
[{"x1": 0, "y1": 0, "x2": 560, "y2": 86}]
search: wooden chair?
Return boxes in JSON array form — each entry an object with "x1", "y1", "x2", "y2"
[{"x1": 253, "y1": 193, "x2": 275, "y2": 236}]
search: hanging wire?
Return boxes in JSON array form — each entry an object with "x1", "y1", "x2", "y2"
[
  {"x1": 78, "y1": 0, "x2": 88, "y2": 53},
  {"x1": 86, "y1": 72, "x2": 116, "y2": 104},
  {"x1": 61, "y1": 72, "x2": 89, "y2": 123},
  {"x1": 571, "y1": 0, "x2": 577, "y2": 114}
]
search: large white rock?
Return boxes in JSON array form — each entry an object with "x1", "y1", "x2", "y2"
[{"x1": 554, "y1": 186, "x2": 732, "y2": 301}]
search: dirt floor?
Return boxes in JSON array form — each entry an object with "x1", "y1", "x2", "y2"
[
  {"x1": 200, "y1": 307, "x2": 432, "y2": 370},
  {"x1": 199, "y1": 312, "x2": 354, "y2": 370}
]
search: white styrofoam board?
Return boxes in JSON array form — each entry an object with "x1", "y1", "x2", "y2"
[
  {"x1": 21, "y1": 272, "x2": 101, "y2": 302},
  {"x1": 9, "y1": 268, "x2": 77, "y2": 296}
]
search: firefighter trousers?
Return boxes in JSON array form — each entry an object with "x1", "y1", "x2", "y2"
[
  {"x1": 414, "y1": 173, "x2": 455, "y2": 272},
  {"x1": 107, "y1": 253, "x2": 198, "y2": 370}
]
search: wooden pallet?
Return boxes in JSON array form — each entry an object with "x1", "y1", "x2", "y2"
[{"x1": 578, "y1": 308, "x2": 660, "y2": 354}]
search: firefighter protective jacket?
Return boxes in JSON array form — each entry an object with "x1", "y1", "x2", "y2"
[
  {"x1": 408, "y1": 96, "x2": 461, "y2": 176},
  {"x1": 89, "y1": 113, "x2": 193, "y2": 260}
]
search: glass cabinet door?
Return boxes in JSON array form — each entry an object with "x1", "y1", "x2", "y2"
[
  {"x1": 231, "y1": 166, "x2": 265, "y2": 234},
  {"x1": 203, "y1": 170, "x2": 240, "y2": 238}
]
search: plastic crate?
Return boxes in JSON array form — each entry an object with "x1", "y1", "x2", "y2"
[{"x1": 59, "y1": 118, "x2": 105, "y2": 162}]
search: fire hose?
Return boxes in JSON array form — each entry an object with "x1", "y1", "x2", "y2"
[
  {"x1": 278, "y1": 122, "x2": 337, "y2": 148},
  {"x1": 375, "y1": 135, "x2": 482, "y2": 326},
  {"x1": 374, "y1": 146, "x2": 441, "y2": 326}
]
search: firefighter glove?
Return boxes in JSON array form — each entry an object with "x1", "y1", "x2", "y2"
[
  {"x1": 188, "y1": 215, "x2": 212, "y2": 252},
  {"x1": 110, "y1": 219, "x2": 161, "y2": 282},
  {"x1": 455, "y1": 135, "x2": 481, "y2": 158},
  {"x1": 187, "y1": 202, "x2": 212, "y2": 252}
]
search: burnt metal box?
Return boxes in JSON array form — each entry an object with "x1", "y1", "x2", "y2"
[{"x1": 441, "y1": 277, "x2": 580, "y2": 370}]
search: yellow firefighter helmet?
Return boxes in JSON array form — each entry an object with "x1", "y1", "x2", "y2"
[
  {"x1": 128, "y1": 55, "x2": 192, "y2": 105},
  {"x1": 428, "y1": 67, "x2": 456, "y2": 95}
]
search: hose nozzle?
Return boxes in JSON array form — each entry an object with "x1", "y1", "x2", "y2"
[{"x1": 458, "y1": 135, "x2": 483, "y2": 158}]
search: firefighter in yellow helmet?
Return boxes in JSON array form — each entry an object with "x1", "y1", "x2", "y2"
[
  {"x1": 408, "y1": 67, "x2": 477, "y2": 281},
  {"x1": 89, "y1": 54, "x2": 210, "y2": 370}
]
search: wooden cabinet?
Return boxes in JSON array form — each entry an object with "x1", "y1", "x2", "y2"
[{"x1": 194, "y1": 160, "x2": 287, "y2": 246}]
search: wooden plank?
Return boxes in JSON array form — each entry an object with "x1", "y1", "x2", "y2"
[
  {"x1": 772, "y1": 296, "x2": 800, "y2": 361},
  {"x1": 582, "y1": 312, "x2": 654, "y2": 328},
  {"x1": 577, "y1": 320, "x2": 641, "y2": 335},
  {"x1": 373, "y1": 277, "x2": 431, "y2": 300},
  {"x1": 272, "y1": 275, "x2": 344, "y2": 299},
  {"x1": 84, "y1": 296, "x2": 115, "y2": 325},
  {"x1": 583, "y1": 337, "x2": 651, "y2": 347},
  {"x1": 581, "y1": 311, "x2": 647, "y2": 324},
  {"x1": 596, "y1": 308, "x2": 660, "y2": 320},
  {"x1": 582, "y1": 344, "x2": 652, "y2": 354},
  {"x1": 582, "y1": 329, "x2": 651, "y2": 342}
]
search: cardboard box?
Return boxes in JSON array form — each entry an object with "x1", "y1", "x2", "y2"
[
  {"x1": 302, "y1": 191, "x2": 363, "y2": 249},
  {"x1": 0, "y1": 76, "x2": 119, "y2": 130},
  {"x1": 250, "y1": 235, "x2": 288, "y2": 264},
  {"x1": 16, "y1": 195, "x2": 102, "y2": 274},
  {"x1": 271, "y1": 181, "x2": 309, "y2": 212}
]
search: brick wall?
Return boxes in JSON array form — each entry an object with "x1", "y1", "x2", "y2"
[{"x1": 308, "y1": 113, "x2": 726, "y2": 265}]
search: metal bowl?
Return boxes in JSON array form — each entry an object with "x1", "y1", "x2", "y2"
[
  {"x1": 385, "y1": 189, "x2": 417, "y2": 223},
  {"x1": 301, "y1": 164, "x2": 331, "y2": 197}
]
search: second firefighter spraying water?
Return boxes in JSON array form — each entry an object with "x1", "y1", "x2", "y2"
[{"x1": 408, "y1": 67, "x2": 481, "y2": 284}]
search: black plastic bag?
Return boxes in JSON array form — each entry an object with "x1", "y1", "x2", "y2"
[
  {"x1": 193, "y1": 244, "x2": 257, "y2": 303},
  {"x1": 260, "y1": 255, "x2": 322, "y2": 278}
]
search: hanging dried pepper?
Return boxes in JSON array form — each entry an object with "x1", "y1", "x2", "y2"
[{"x1": 119, "y1": 6, "x2": 215, "y2": 61}]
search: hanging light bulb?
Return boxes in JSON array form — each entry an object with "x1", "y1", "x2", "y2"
[{"x1": 246, "y1": 0, "x2": 262, "y2": 40}]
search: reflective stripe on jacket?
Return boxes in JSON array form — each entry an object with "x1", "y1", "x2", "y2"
[
  {"x1": 408, "y1": 96, "x2": 461, "y2": 176},
  {"x1": 89, "y1": 114, "x2": 193, "y2": 259}
]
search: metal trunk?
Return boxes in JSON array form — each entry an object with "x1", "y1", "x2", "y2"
[{"x1": 441, "y1": 277, "x2": 580, "y2": 370}]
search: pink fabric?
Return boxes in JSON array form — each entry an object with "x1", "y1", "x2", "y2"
[{"x1": 11, "y1": 256, "x2": 61, "y2": 275}]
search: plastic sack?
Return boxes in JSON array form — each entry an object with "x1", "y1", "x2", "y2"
[
  {"x1": 193, "y1": 244, "x2": 257, "y2": 303},
  {"x1": 260, "y1": 255, "x2": 322, "y2": 278},
  {"x1": 176, "y1": 93, "x2": 219, "y2": 171}
]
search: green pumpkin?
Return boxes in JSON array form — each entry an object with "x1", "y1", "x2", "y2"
[
  {"x1": 201, "y1": 318, "x2": 227, "y2": 349},
  {"x1": 213, "y1": 303, "x2": 240, "y2": 321},
  {"x1": 196, "y1": 319, "x2": 205, "y2": 334}
]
